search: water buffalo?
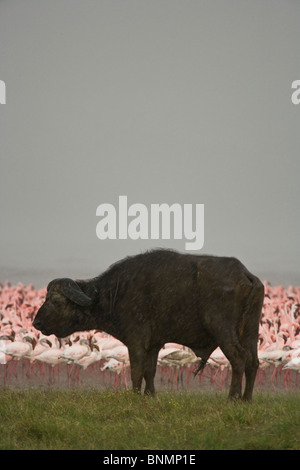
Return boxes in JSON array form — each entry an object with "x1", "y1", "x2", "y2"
[{"x1": 33, "y1": 249, "x2": 264, "y2": 400}]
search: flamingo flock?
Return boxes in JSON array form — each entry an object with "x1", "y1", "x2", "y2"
[{"x1": 0, "y1": 280, "x2": 299, "y2": 391}]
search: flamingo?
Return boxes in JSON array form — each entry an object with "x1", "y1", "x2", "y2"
[
  {"x1": 291, "y1": 339, "x2": 300, "y2": 349},
  {"x1": 103, "y1": 345, "x2": 129, "y2": 363},
  {"x1": 98, "y1": 336, "x2": 124, "y2": 352},
  {"x1": 0, "y1": 351, "x2": 7, "y2": 364},
  {"x1": 0, "y1": 334, "x2": 35, "y2": 360},
  {"x1": 34, "y1": 346, "x2": 68, "y2": 367},
  {"x1": 158, "y1": 348, "x2": 197, "y2": 366},
  {"x1": 101, "y1": 357, "x2": 129, "y2": 373},
  {"x1": 258, "y1": 348, "x2": 293, "y2": 367},
  {"x1": 58, "y1": 338, "x2": 90, "y2": 363},
  {"x1": 283, "y1": 357, "x2": 300, "y2": 372},
  {"x1": 29, "y1": 337, "x2": 52, "y2": 363},
  {"x1": 158, "y1": 347, "x2": 181, "y2": 362},
  {"x1": 207, "y1": 348, "x2": 230, "y2": 369},
  {"x1": 1, "y1": 280, "x2": 300, "y2": 390},
  {"x1": 0, "y1": 335, "x2": 13, "y2": 364},
  {"x1": 75, "y1": 344, "x2": 102, "y2": 369}
]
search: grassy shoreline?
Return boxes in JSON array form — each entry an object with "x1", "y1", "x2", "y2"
[{"x1": 0, "y1": 389, "x2": 299, "y2": 450}]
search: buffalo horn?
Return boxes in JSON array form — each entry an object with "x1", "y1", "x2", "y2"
[{"x1": 51, "y1": 278, "x2": 93, "y2": 307}]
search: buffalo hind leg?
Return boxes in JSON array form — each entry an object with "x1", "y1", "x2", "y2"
[
  {"x1": 241, "y1": 285, "x2": 264, "y2": 401},
  {"x1": 220, "y1": 342, "x2": 246, "y2": 400},
  {"x1": 143, "y1": 349, "x2": 159, "y2": 396},
  {"x1": 243, "y1": 346, "x2": 259, "y2": 401}
]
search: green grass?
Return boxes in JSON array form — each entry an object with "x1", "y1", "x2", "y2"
[{"x1": 0, "y1": 389, "x2": 299, "y2": 450}]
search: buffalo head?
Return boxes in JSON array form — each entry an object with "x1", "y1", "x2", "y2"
[{"x1": 33, "y1": 278, "x2": 98, "y2": 338}]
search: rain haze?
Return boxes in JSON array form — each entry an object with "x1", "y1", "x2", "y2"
[{"x1": 0, "y1": 0, "x2": 299, "y2": 288}]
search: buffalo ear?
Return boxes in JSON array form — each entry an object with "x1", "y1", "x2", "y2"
[{"x1": 60, "y1": 280, "x2": 93, "y2": 307}]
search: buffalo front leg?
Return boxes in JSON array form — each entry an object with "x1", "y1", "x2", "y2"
[
  {"x1": 128, "y1": 347, "x2": 159, "y2": 395},
  {"x1": 128, "y1": 348, "x2": 144, "y2": 394}
]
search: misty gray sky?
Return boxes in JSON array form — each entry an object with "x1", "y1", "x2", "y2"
[{"x1": 0, "y1": 0, "x2": 300, "y2": 287}]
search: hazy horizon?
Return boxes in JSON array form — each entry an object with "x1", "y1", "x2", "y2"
[{"x1": 1, "y1": 1, "x2": 299, "y2": 288}]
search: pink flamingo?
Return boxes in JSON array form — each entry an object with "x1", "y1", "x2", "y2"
[
  {"x1": 0, "y1": 334, "x2": 35, "y2": 360},
  {"x1": 283, "y1": 357, "x2": 300, "y2": 372},
  {"x1": 101, "y1": 357, "x2": 130, "y2": 388},
  {"x1": 34, "y1": 347, "x2": 68, "y2": 367},
  {"x1": 59, "y1": 338, "x2": 91, "y2": 363},
  {"x1": 158, "y1": 348, "x2": 197, "y2": 366},
  {"x1": 75, "y1": 344, "x2": 102, "y2": 369},
  {"x1": 1, "y1": 279, "x2": 300, "y2": 390},
  {"x1": 29, "y1": 337, "x2": 52, "y2": 362},
  {"x1": 103, "y1": 345, "x2": 129, "y2": 363}
]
